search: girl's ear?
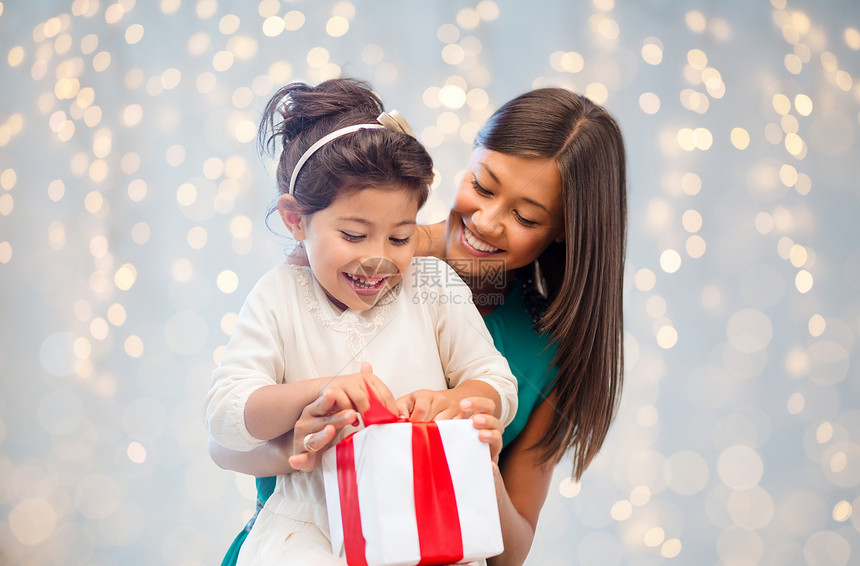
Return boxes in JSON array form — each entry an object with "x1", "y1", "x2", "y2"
[{"x1": 278, "y1": 194, "x2": 306, "y2": 241}]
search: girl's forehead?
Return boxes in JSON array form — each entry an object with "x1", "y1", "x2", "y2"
[{"x1": 321, "y1": 186, "x2": 420, "y2": 219}]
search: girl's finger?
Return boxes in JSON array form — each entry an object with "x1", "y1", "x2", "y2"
[
  {"x1": 394, "y1": 394, "x2": 413, "y2": 420},
  {"x1": 434, "y1": 406, "x2": 461, "y2": 421},
  {"x1": 365, "y1": 376, "x2": 399, "y2": 414},
  {"x1": 410, "y1": 396, "x2": 431, "y2": 422}
]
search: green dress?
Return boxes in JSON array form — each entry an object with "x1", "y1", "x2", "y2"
[{"x1": 220, "y1": 282, "x2": 558, "y2": 565}]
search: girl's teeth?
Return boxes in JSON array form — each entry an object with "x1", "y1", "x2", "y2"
[
  {"x1": 347, "y1": 273, "x2": 384, "y2": 288},
  {"x1": 464, "y1": 226, "x2": 499, "y2": 253}
]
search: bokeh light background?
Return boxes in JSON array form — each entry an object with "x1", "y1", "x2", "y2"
[{"x1": 1, "y1": 0, "x2": 859, "y2": 564}]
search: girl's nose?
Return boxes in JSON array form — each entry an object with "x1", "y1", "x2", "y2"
[{"x1": 363, "y1": 236, "x2": 392, "y2": 264}]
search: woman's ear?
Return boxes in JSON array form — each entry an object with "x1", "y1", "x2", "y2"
[{"x1": 278, "y1": 194, "x2": 306, "y2": 241}]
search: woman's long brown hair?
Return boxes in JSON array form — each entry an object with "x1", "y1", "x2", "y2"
[{"x1": 475, "y1": 88, "x2": 627, "y2": 479}]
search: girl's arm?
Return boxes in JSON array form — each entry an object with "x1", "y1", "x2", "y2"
[
  {"x1": 488, "y1": 392, "x2": 559, "y2": 566},
  {"x1": 244, "y1": 362, "x2": 398, "y2": 443}
]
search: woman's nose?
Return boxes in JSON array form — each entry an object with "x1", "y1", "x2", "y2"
[{"x1": 472, "y1": 206, "x2": 502, "y2": 237}]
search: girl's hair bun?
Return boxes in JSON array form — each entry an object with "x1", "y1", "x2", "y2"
[{"x1": 259, "y1": 78, "x2": 384, "y2": 155}]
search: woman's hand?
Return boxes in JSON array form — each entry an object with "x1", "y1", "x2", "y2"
[
  {"x1": 285, "y1": 243, "x2": 310, "y2": 266},
  {"x1": 461, "y1": 397, "x2": 504, "y2": 463},
  {"x1": 289, "y1": 362, "x2": 398, "y2": 471},
  {"x1": 415, "y1": 221, "x2": 447, "y2": 259},
  {"x1": 288, "y1": 387, "x2": 359, "y2": 472}
]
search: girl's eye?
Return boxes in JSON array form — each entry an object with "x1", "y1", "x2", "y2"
[
  {"x1": 471, "y1": 177, "x2": 492, "y2": 196},
  {"x1": 513, "y1": 211, "x2": 539, "y2": 228},
  {"x1": 390, "y1": 236, "x2": 411, "y2": 246},
  {"x1": 340, "y1": 232, "x2": 364, "y2": 242}
]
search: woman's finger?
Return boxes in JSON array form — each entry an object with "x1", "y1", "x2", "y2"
[
  {"x1": 289, "y1": 452, "x2": 318, "y2": 471},
  {"x1": 302, "y1": 424, "x2": 336, "y2": 453},
  {"x1": 315, "y1": 383, "x2": 357, "y2": 416},
  {"x1": 472, "y1": 415, "x2": 504, "y2": 461},
  {"x1": 308, "y1": 388, "x2": 338, "y2": 416},
  {"x1": 471, "y1": 413, "x2": 504, "y2": 432},
  {"x1": 459, "y1": 396, "x2": 496, "y2": 417}
]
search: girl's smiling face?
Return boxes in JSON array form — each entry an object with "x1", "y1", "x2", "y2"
[
  {"x1": 445, "y1": 147, "x2": 565, "y2": 281},
  {"x1": 282, "y1": 186, "x2": 419, "y2": 311}
]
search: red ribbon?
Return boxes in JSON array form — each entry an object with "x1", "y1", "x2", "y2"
[
  {"x1": 337, "y1": 434, "x2": 368, "y2": 566},
  {"x1": 411, "y1": 421, "x2": 464, "y2": 564},
  {"x1": 335, "y1": 385, "x2": 464, "y2": 565}
]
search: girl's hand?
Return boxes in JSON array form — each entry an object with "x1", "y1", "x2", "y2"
[
  {"x1": 396, "y1": 389, "x2": 462, "y2": 422},
  {"x1": 324, "y1": 361, "x2": 400, "y2": 417},
  {"x1": 395, "y1": 386, "x2": 499, "y2": 423}
]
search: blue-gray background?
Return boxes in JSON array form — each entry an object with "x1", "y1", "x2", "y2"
[{"x1": 1, "y1": 1, "x2": 858, "y2": 564}]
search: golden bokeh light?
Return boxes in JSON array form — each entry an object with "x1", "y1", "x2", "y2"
[
  {"x1": 217, "y1": 270, "x2": 239, "y2": 293},
  {"x1": 114, "y1": 263, "x2": 137, "y2": 291},
  {"x1": 731, "y1": 127, "x2": 750, "y2": 149}
]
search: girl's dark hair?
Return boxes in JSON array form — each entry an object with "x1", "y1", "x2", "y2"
[
  {"x1": 259, "y1": 78, "x2": 433, "y2": 216},
  {"x1": 475, "y1": 88, "x2": 627, "y2": 480}
]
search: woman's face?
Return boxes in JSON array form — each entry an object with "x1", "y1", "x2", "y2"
[{"x1": 444, "y1": 147, "x2": 564, "y2": 282}]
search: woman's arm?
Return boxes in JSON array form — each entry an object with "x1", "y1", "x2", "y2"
[
  {"x1": 488, "y1": 392, "x2": 559, "y2": 566},
  {"x1": 208, "y1": 432, "x2": 296, "y2": 477}
]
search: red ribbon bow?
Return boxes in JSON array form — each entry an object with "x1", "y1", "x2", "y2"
[{"x1": 336, "y1": 386, "x2": 464, "y2": 565}]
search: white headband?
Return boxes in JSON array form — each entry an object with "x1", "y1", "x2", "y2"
[{"x1": 287, "y1": 110, "x2": 415, "y2": 195}]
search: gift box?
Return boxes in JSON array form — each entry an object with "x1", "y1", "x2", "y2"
[{"x1": 322, "y1": 398, "x2": 503, "y2": 566}]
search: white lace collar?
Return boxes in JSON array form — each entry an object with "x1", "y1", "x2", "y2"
[{"x1": 290, "y1": 265, "x2": 401, "y2": 360}]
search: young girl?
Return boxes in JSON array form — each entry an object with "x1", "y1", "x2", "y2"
[{"x1": 204, "y1": 78, "x2": 518, "y2": 565}]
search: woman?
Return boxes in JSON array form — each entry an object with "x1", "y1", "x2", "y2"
[{"x1": 210, "y1": 87, "x2": 627, "y2": 566}]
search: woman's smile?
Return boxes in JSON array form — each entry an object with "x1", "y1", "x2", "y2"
[{"x1": 460, "y1": 220, "x2": 503, "y2": 255}]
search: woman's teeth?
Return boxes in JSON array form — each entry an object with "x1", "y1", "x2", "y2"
[{"x1": 463, "y1": 226, "x2": 500, "y2": 253}]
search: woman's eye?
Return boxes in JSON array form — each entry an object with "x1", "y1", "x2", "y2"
[
  {"x1": 340, "y1": 232, "x2": 364, "y2": 242},
  {"x1": 471, "y1": 178, "x2": 492, "y2": 196},
  {"x1": 390, "y1": 236, "x2": 411, "y2": 246},
  {"x1": 513, "y1": 211, "x2": 539, "y2": 227}
]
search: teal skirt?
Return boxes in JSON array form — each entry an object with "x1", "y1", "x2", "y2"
[{"x1": 221, "y1": 476, "x2": 277, "y2": 566}]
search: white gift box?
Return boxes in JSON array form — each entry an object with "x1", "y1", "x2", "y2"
[{"x1": 322, "y1": 419, "x2": 503, "y2": 566}]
